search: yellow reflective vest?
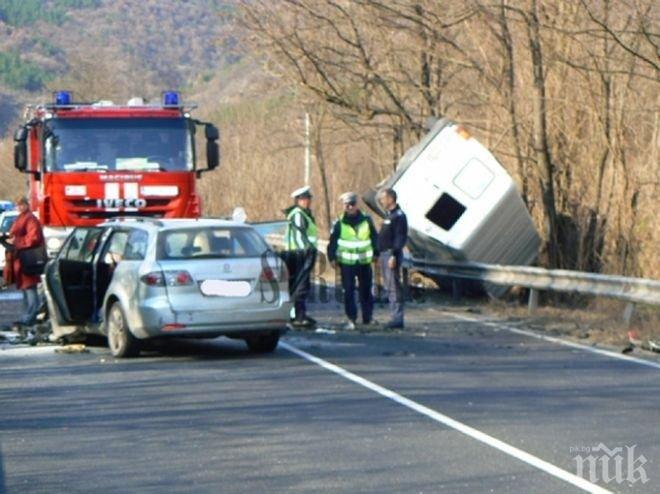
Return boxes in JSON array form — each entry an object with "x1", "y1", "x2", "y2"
[
  {"x1": 336, "y1": 215, "x2": 374, "y2": 265},
  {"x1": 286, "y1": 206, "x2": 318, "y2": 250}
]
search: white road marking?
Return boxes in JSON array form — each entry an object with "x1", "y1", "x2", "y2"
[
  {"x1": 449, "y1": 313, "x2": 660, "y2": 370},
  {"x1": 281, "y1": 341, "x2": 612, "y2": 494}
]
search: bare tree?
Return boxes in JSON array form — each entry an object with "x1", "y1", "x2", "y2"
[{"x1": 236, "y1": 0, "x2": 659, "y2": 277}]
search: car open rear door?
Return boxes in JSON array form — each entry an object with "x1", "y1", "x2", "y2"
[{"x1": 46, "y1": 227, "x2": 106, "y2": 323}]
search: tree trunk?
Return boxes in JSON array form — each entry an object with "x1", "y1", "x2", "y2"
[
  {"x1": 311, "y1": 111, "x2": 332, "y2": 232},
  {"x1": 500, "y1": 1, "x2": 529, "y2": 205},
  {"x1": 528, "y1": 0, "x2": 559, "y2": 268}
]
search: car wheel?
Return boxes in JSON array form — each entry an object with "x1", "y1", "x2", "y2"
[
  {"x1": 245, "y1": 332, "x2": 280, "y2": 353},
  {"x1": 107, "y1": 302, "x2": 140, "y2": 358}
]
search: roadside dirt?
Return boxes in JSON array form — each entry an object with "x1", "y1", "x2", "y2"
[{"x1": 452, "y1": 294, "x2": 659, "y2": 354}]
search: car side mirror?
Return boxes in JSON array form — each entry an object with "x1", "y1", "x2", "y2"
[{"x1": 13, "y1": 126, "x2": 28, "y2": 172}]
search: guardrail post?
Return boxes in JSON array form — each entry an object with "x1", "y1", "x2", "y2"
[
  {"x1": 528, "y1": 288, "x2": 539, "y2": 315},
  {"x1": 622, "y1": 302, "x2": 635, "y2": 327}
]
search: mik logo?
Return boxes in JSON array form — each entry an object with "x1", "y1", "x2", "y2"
[
  {"x1": 96, "y1": 198, "x2": 147, "y2": 209},
  {"x1": 573, "y1": 443, "x2": 649, "y2": 485}
]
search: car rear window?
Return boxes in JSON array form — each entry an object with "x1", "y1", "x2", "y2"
[{"x1": 157, "y1": 227, "x2": 269, "y2": 260}]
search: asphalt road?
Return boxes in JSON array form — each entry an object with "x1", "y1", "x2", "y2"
[{"x1": 1, "y1": 292, "x2": 658, "y2": 493}]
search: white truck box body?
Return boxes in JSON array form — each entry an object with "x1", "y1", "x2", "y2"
[{"x1": 365, "y1": 119, "x2": 541, "y2": 295}]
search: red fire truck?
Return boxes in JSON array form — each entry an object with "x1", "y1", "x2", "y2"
[{"x1": 13, "y1": 91, "x2": 219, "y2": 255}]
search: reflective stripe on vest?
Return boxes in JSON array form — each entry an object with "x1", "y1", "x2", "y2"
[
  {"x1": 285, "y1": 207, "x2": 318, "y2": 250},
  {"x1": 336, "y1": 216, "x2": 373, "y2": 265}
]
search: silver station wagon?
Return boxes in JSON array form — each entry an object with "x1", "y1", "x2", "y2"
[{"x1": 44, "y1": 217, "x2": 291, "y2": 357}]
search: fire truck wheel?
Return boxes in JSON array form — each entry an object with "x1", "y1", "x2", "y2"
[{"x1": 107, "y1": 302, "x2": 140, "y2": 358}]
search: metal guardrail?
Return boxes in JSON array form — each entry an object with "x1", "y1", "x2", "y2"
[
  {"x1": 406, "y1": 258, "x2": 660, "y2": 306},
  {"x1": 261, "y1": 231, "x2": 660, "y2": 307}
]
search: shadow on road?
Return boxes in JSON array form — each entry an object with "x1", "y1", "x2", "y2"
[{"x1": 81, "y1": 333, "x2": 281, "y2": 362}]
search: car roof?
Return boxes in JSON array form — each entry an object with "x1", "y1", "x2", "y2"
[{"x1": 99, "y1": 217, "x2": 251, "y2": 232}]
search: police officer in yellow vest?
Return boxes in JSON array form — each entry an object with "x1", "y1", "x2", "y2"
[
  {"x1": 327, "y1": 192, "x2": 379, "y2": 330},
  {"x1": 284, "y1": 186, "x2": 318, "y2": 327}
]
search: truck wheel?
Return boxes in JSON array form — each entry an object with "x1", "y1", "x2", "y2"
[
  {"x1": 245, "y1": 332, "x2": 280, "y2": 353},
  {"x1": 107, "y1": 302, "x2": 140, "y2": 358}
]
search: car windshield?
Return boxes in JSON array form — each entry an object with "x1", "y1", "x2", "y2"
[
  {"x1": 44, "y1": 117, "x2": 193, "y2": 172},
  {"x1": 157, "y1": 227, "x2": 270, "y2": 260}
]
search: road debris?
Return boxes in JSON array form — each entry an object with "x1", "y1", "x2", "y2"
[
  {"x1": 0, "y1": 330, "x2": 21, "y2": 344},
  {"x1": 0, "y1": 322, "x2": 53, "y2": 346},
  {"x1": 315, "y1": 328, "x2": 336, "y2": 335},
  {"x1": 55, "y1": 344, "x2": 89, "y2": 354},
  {"x1": 628, "y1": 330, "x2": 660, "y2": 354}
]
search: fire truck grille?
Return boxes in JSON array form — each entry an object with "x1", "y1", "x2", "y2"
[
  {"x1": 77, "y1": 211, "x2": 165, "y2": 219},
  {"x1": 70, "y1": 199, "x2": 171, "y2": 208}
]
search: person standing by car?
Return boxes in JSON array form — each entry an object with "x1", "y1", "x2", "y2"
[
  {"x1": 377, "y1": 188, "x2": 408, "y2": 329},
  {"x1": 283, "y1": 186, "x2": 318, "y2": 327},
  {"x1": 327, "y1": 192, "x2": 378, "y2": 330},
  {"x1": 2, "y1": 197, "x2": 45, "y2": 326}
]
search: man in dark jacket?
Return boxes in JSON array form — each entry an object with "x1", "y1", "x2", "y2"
[
  {"x1": 377, "y1": 188, "x2": 408, "y2": 329},
  {"x1": 327, "y1": 192, "x2": 378, "y2": 330}
]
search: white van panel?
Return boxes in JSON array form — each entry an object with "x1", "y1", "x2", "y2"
[{"x1": 366, "y1": 118, "x2": 540, "y2": 296}]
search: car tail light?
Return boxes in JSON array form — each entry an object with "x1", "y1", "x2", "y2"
[
  {"x1": 164, "y1": 270, "x2": 194, "y2": 286},
  {"x1": 162, "y1": 323, "x2": 186, "y2": 332},
  {"x1": 260, "y1": 266, "x2": 276, "y2": 282},
  {"x1": 260, "y1": 260, "x2": 288, "y2": 282},
  {"x1": 141, "y1": 271, "x2": 165, "y2": 286}
]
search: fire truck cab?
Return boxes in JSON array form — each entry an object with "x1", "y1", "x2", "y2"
[{"x1": 13, "y1": 91, "x2": 219, "y2": 256}]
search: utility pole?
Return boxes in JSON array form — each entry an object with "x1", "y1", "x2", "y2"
[{"x1": 304, "y1": 112, "x2": 311, "y2": 185}]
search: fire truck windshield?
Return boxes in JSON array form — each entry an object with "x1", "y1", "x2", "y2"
[{"x1": 44, "y1": 118, "x2": 193, "y2": 173}]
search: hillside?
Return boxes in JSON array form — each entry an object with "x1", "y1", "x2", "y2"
[{"x1": 0, "y1": 0, "x2": 244, "y2": 132}]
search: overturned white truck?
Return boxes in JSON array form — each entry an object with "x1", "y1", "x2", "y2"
[{"x1": 364, "y1": 118, "x2": 540, "y2": 296}]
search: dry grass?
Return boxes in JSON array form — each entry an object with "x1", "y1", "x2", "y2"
[{"x1": 486, "y1": 296, "x2": 659, "y2": 350}]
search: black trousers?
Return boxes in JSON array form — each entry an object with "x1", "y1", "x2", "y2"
[
  {"x1": 282, "y1": 248, "x2": 317, "y2": 320},
  {"x1": 339, "y1": 263, "x2": 373, "y2": 323}
]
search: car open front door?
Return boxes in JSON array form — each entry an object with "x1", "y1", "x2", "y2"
[{"x1": 46, "y1": 227, "x2": 106, "y2": 324}]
